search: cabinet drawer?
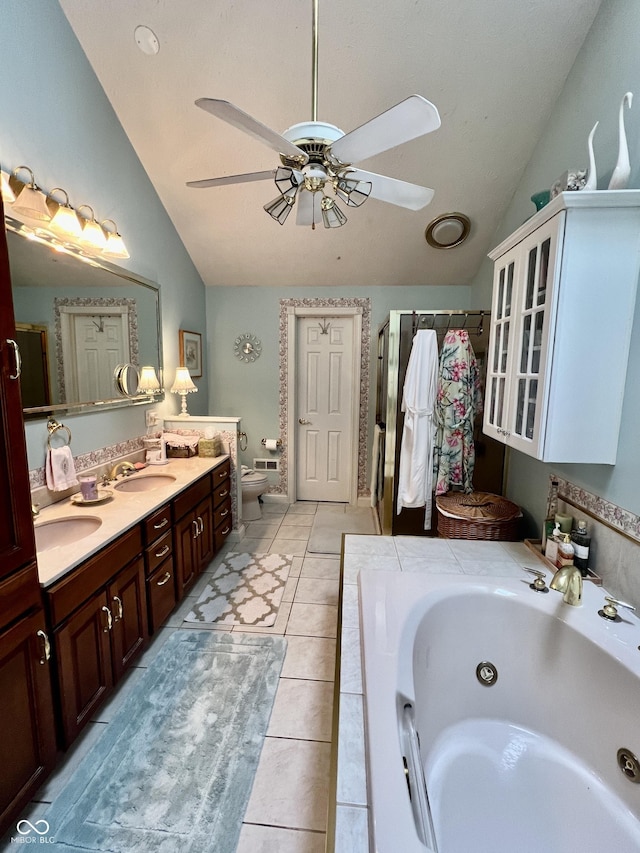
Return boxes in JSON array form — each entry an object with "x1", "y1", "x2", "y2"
[
  {"x1": 147, "y1": 558, "x2": 176, "y2": 634},
  {"x1": 213, "y1": 497, "x2": 232, "y2": 531},
  {"x1": 143, "y1": 503, "x2": 172, "y2": 545},
  {"x1": 173, "y1": 474, "x2": 212, "y2": 521},
  {"x1": 214, "y1": 519, "x2": 232, "y2": 552},
  {"x1": 47, "y1": 526, "x2": 143, "y2": 627},
  {"x1": 213, "y1": 477, "x2": 230, "y2": 509},
  {"x1": 145, "y1": 530, "x2": 173, "y2": 576},
  {"x1": 0, "y1": 562, "x2": 41, "y2": 628},
  {"x1": 213, "y1": 460, "x2": 231, "y2": 486}
]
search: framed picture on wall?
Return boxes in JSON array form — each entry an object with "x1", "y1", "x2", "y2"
[{"x1": 179, "y1": 329, "x2": 202, "y2": 378}]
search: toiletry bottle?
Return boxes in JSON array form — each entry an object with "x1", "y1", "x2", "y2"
[
  {"x1": 545, "y1": 522, "x2": 561, "y2": 563},
  {"x1": 555, "y1": 534, "x2": 575, "y2": 569},
  {"x1": 570, "y1": 521, "x2": 591, "y2": 577},
  {"x1": 541, "y1": 478, "x2": 559, "y2": 551}
]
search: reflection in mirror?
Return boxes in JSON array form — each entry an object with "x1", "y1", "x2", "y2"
[
  {"x1": 114, "y1": 363, "x2": 140, "y2": 397},
  {"x1": 6, "y1": 218, "x2": 163, "y2": 416}
]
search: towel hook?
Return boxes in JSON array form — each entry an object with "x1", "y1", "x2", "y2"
[{"x1": 47, "y1": 418, "x2": 72, "y2": 449}]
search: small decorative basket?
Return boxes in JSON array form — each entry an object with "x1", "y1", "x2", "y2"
[{"x1": 436, "y1": 491, "x2": 522, "y2": 541}]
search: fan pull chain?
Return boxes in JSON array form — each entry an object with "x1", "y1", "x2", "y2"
[{"x1": 312, "y1": 0, "x2": 319, "y2": 122}]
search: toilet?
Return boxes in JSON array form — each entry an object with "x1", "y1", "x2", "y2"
[{"x1": 241, "y1": 467, "x2": 269, "y2": 521}]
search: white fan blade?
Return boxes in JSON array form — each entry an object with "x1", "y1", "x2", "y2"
[
  {"x1": 195, "y1": 98, "x2": 308, "y2": 163},
  {"x1": 347, "y1": 169, "x2": 435, "y2": 210},
  {"x1": 296, "y1": 190, "x2": 321, "y2": 226},
  {"x1": 331, "y1": 95, "x2": 441, "y2": 165},
  {"x1": 186, "y1": 170, "x2": 275, "y2": 189}
]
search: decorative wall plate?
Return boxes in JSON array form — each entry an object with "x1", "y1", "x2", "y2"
[{"x1": 234, "y1": 333, "x2": 262, "y2": 362}]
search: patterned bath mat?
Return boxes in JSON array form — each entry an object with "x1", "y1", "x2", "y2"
[{"x1": 185, "y1": 552, "x2": 293, "y2": 627}]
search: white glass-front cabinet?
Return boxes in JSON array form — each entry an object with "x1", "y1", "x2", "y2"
[{"x1": 484, "y1": 191, "x2": 640, "y2": 464}]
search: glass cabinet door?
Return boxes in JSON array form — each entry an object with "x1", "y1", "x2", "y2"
[
  {"x1": 485, "y1": 254, "x2": 516, "y2": 435},
  {"x1": 507, "y1": 215, "x2": 561, "y2": 456}
]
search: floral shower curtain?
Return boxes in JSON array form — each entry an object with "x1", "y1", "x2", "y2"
[{"x1": 433, "y1": 329, "x2": 482, "y2": 495}]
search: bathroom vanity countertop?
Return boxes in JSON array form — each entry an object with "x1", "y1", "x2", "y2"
[{"x1": 34, "y1": 455, "x2": 229, "y2": 588}]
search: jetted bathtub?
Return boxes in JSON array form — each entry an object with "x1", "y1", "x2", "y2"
[{"x1": 359, "y1": 570, "x2": 640, "y2": 853}]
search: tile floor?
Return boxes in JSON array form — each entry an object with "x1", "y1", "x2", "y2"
[{"x1": 2, "y1": 500, "x2": 352, "y2": 853}]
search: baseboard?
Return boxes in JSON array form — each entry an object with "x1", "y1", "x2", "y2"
[{"x1": 262, "y1": 493, "x2": 289, "y2": 506}]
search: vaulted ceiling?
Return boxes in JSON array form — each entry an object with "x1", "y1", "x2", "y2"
[{"x1": 59, "y1": 0, "x2": 602, "y2": 288}]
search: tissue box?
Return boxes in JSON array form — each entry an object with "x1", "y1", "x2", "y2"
[{"x1": 198, "y1": 436, "x2": 222, "y2": 457}]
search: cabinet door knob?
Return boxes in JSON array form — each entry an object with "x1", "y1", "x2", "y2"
[
  {"x1": 101, "y1": 605, "x2": 113, "y2": 632},
  {"x1": 112, "y1": 595, "x2": 123, "y2": 622},
  {"x1": 156, "y1": 571, "x2": 172, "y2": 587},
  {"x1": 36, "y1": 629, "x2": 51, "y2": 664}
]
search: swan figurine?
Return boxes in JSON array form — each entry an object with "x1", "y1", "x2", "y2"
[
  {"x1": 608, "y1": 91, "x2": 633, "y2": 190},
  {"x1": 582, "y1": 121, "x2": 599, "y2": 191}
]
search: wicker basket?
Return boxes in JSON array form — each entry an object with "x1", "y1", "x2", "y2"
[{"x1": 436, "y1": 491, "x2": 522, "y2": 541}]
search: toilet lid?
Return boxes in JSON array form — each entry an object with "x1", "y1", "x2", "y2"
[{"x1": 242, "y1": 472, "x2": 268, "y2": 485}]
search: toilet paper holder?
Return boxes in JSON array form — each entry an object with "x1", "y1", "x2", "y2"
[{"x1": 261, "y1": 438, "x2": 282, "y2": 449}]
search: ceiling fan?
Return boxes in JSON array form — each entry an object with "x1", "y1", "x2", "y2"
[{"x1": 186, "y1": 0, "x2": 441, "y2": 229}]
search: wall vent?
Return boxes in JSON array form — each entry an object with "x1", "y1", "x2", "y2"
[{"x1": 253, "y1": 458, "x2": 280, "y2": 472}]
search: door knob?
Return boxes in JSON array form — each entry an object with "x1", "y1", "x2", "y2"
[{"x1": 298, "y1": 418, "x2": 312, "y2": 425}]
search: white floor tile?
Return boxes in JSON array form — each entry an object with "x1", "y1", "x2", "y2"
[
  {"x1": 334, "y1": 805, "x2": 369, "y2": 853},
  {"x1": 236, "y1": 824, "x2": 325, "y2": 853},
  {"x1": 270, "y1": 538, "x2": 308, "y2": 556},
  {"x1": 287, "y1": 602, "x2": 338, "y2": 638},
  {"x1": 267, "y1": 678, "x2": 334, "y2": 741},
  {"x1": 295, "y1": 577, "x2": 340, "y2": 606},
  {"x1": 281, "y1": 635, "x2": 337, "y2": 682},
  {"x1": 301, "y1": 557, "x2": 341, "y2": 580}
]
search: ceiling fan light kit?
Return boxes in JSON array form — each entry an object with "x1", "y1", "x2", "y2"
[{"x1": 186, "y1": 1, "x2": 441, "y2": 229}]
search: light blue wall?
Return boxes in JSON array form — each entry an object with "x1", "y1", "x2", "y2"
[
  {"x1": 471, "y1": 0, "x2": 640, "y2": 530},
  {"x1": 205, "y1": 284, "x2": 474, "y2": 469},
  {"x1": 0, "y1": 1, "x2": 209, "y2": 470}
]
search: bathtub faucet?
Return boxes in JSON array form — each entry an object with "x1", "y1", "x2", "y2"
[{"x1": 550, "y1": 564, "x2": 583, "y2": 606}]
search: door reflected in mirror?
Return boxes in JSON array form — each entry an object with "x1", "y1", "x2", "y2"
[{"x1": 6, "y1": 218, "x2": 163, "y2": 415}]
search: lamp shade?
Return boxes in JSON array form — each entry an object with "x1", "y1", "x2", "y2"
[
  {"x1": 11, "y1": 166, "x2": 51, "y2": 221},
  {"x1": 170, "y1": 367, "x2": 197, "y2": 394},
  {"x1": 1, "y1": 170, "x2": 15, "y2": 204},
  {"x1": 138, "y1": 366, "x2": 160, "y2": 394}
]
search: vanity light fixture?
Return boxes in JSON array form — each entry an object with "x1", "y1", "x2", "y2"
[
  {"x1": 11, "y1": 166, "x2": 51, "y2": 221},
  {"x1": 1, "y1": 170, "x2": 15, "y2": 204},
  {"x1": 49, "y1": 188, "x2": 82, "y2": 239},
  {"x1": 170, "y1": 366, "x2": 197, "y2": 417},
  {"x1": 77, "y1": 205, "x2": 108, "y2": 251},
  {"x1": 101, "y1": 219, "x2": 130, "y2": 259},
  {"x1": 137, "y1": 365, "x2": 161, "y2": 398}
]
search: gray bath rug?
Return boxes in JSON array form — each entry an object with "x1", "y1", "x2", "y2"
[
  {"x1": 42, "y1": 630, "x2": 286, "y2": 852},
  {"x1": 185, "y1": 552, "x2": 293, "y2": 626},
  {"x1": 307, "y1": 507, "x2": 377, "y2": 554}
]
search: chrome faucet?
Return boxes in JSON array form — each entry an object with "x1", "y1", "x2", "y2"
[
  {"x1": 109, "y1": 461, "x2": 136, "y2": 479},
  {"x1": 550, "y1": 565, "x2": 583, "y2": 606}
]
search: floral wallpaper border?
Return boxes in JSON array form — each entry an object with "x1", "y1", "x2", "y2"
[
  {"x1": 29, "y1": 435, "x2": 145, "y2": 488},
  {"x1": 276, "y1": 298, "x2": 371, "y2": 497},
  {"x1": 556, "y1": 476, "x2": 640, "y2": 543}
]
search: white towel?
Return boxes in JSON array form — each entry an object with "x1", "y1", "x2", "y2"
[
  {"x1": 45, "y1": 446, "x2": 79, "y2": 492},
  {"x1": 396, "y1": 330, "x2": 439, "y2": 528}
]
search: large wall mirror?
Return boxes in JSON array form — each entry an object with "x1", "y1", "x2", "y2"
[{"x1": 6, "y1": 217, "x2": 163, "y2": 418}]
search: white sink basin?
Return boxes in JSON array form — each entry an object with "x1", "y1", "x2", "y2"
[
  {"x1": 35, "y1": 515, "x2": 102, "y2": 552},
  {"x1": 113, "y1": 473, "x2": 177, "y2": 493}
]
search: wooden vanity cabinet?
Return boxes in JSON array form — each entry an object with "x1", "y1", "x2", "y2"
[
  {"x1": 47, "y1": 527, "x2": 146, "y2": 747},
  {"x1": 144, "y1": 503, "x2": 177, "y2": 634},
  {"x1": 0, "y1": 193, "x2": 56, "y2": 835},
  {"x1": 173, "y1": 474, "x2": 214, "y2": 599}
]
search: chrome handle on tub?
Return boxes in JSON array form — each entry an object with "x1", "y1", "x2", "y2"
[
  {"x1": 156, "y1": 571, "x2": 172, "y2": 587},
  {"x1": 112, "y1": 596, "x2": 123, "y2": 622},
  {"x1": 101, "y1": 606, "x2": 113, "y2": 632},
  {"x1": 599, "y1": 596, "x2": 636, "y2": 621},
  {"x1": 6, "y1": 338, "x2": 21, "y2": 379},
  {"x1": 36, "y1": 629, "x2": 51, "y2": 665}
]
